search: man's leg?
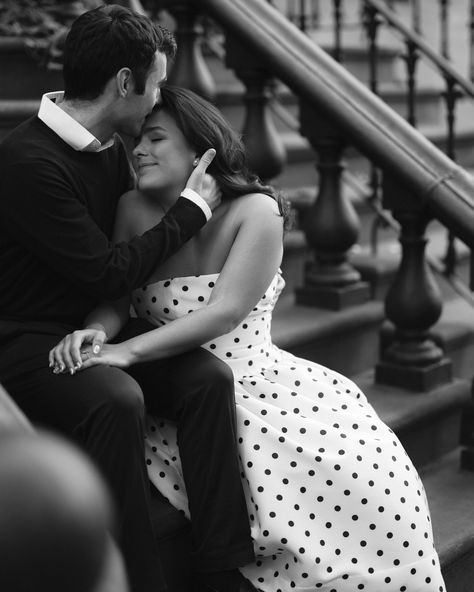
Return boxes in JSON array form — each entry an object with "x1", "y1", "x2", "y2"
[
  {"x1": 126, "y1": 345, "x2": 255, "y2": 583},
  {"x1": 0, "y1": 331, "x2": 165, "y2": 592}
]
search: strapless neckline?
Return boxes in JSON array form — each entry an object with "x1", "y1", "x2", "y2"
[{"x1": 142, "y1": 272, "x2": 220, "y2": 291}]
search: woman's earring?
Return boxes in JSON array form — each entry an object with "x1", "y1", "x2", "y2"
[{"x1": 193, "y1": 157, "x2": 199, "y2": 167}]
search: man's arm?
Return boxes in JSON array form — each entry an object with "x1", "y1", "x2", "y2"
[{"x1": 0, "y1": 150, "x2": 216, "y2": 300}]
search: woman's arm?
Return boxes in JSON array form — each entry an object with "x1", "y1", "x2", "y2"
[
  {"x1": 49, "y1": 192, "x2": 142, "y2": 373},
  {"x1": 80, "y1": 194, "x2": 284, "y2": 369}
]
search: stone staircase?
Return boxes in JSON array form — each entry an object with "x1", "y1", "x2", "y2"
[
  {"x1": 201, "y1": 4, "x2": 474, "y2": 590},
  {"x1": 0, "y1": 2, "x2": 473, "y2": 589}
]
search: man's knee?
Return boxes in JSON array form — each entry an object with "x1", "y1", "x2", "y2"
[
  {"x1": 185, "y1": 351, "x2": 233, "y2": 392},
  {"x1": 92, "y1": 367, "x2": 145, "y2": 419},
  {"x1": 181, "y1": 352, "x2": 235, "y2": 412}
]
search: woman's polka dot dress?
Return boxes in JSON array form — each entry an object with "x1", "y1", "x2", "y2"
[{"x1": 132, "y1": 271, "x2": 445, "y2": 592}]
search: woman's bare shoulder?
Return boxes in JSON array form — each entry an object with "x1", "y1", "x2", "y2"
[
  {"x1": 230, "y1": 192, "x2": 282, "y2": 224},
  {"x1": 233, "y1": 191, "x2": 280, "y2": 211},
  {"x1": 115, "y1": 190, "x2": 150, "y2": 241}
]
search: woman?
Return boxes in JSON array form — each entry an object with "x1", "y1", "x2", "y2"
[{"x1": 50, "y1": 86, "x2": 445, "y2": 592}]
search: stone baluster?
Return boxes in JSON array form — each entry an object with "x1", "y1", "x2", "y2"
[
  {"x1": 225, "y1": 36, "x2": 286, "y2": 182},
  {"x1": 375, "y1": 175, "x2": 452, "y2": 391},
  {"x1": 164, "y1": 1, "x2": 216, "y2": 101},
  {"x1": 295, "y1": 104, "x2": 370, "y2": 309},
  {"x1": 461, "y1": 389, "x2": 474, "y2": 470}
]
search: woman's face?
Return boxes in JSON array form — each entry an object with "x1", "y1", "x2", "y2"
[{"x1": 132, "y1": 109, "x2": 196, "y2": 196}]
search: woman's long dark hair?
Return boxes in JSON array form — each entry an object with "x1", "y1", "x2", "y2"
[{"x1": 157, "y1": 85, "x2": 290, "y2": 228}]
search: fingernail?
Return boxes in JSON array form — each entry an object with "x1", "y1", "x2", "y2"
[
  {"x1": 69, "y1": 368, "x2": 75, "y2": 375},
  {"x1": 60, "y1": 364, "x2": 65, "y2": 372},
  {"x1": 75, "y1": 362, "x2": 82, "y2": 369},
  {"x1": 93, "y1": 345, "x2": 100, "y2": 354}
]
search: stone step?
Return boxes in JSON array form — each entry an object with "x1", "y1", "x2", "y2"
[
  {"x1": 356, "y1": 372, "x2": 470, "y2": 468},
  {"x1": 420, "y1": 449, "x2": 474, "y2": 592},
  {"x1": 272, "y1": 292, "x2": 385, "y2": 377},
  {"x1": 272, "y1": 290, "x2": 474, "y2": 381}
]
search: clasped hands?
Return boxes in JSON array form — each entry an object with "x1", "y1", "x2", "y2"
[
  {"x1": 49, "y1": 327, "x2": 133, "y2": 375},
  {"x1": 49, "y1": 327, "x2": 116, "y2": 374}
]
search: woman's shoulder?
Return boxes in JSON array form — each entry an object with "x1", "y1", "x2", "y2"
[
  {"x1": 115, "y1": 190, "x2": 156, "y2": 240},
  {"x1": 117, "y1": 189, "x2": 155, "y2": 219},
  {"x1": 232, "y1": 191, "x2": 281, "y2": 216},
  {"x1": 229, "y1": 192, "x2": 283, "y2": 232}
]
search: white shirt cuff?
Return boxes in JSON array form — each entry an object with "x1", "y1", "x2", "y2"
[{"x1": 180, "y1": 188, "x2": 212, "y2": 221}]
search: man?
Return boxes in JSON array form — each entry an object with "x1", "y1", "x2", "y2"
[{"x1": 0, "y1": 5, "x2": 254, "y2": 592}]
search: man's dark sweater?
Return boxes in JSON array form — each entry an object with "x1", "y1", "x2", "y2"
[{"x1": 0, "y1": 117, "x2": 206, "y2": 334}]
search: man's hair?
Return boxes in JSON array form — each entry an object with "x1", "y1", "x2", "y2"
[{"x1": 62, "y1": 4, "x2": 176, "y2": 100}]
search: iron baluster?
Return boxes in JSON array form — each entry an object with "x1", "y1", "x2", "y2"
[
  {"x1": 440, "y1": 0, "x2": 450, "y2": 59},
  {"x1": 403, "y1": 39, "x2": 419, "y2": 127},
  {"x1": 299, "y1": 0, "x2": 307, "y2": 31},
  {"x1": 443, "y1": 77, "x2": 458, "y2": 165},
  {"x1": 411, "y1": 0, "x2": 421, "y2": 34},
  {"x1": 333, "y1": 0, "x2": 343, "y2": 63},
  {"x1": 311, "y1": 0, "x2": 320, "y2": 28},
  {"x1": 438, "y1": 0, "x2": 459, "y2": 277},
  {"x1": 470, "y1": 0, "x2": 474, "y2": 81},
  {"x1": 362, "y1": 4, "x2": 382, "y2": 95},
  {"x1": 287, "y1": 0, "x2": 297, "y2": 25},
  {"x1": 442, "y1": 76, "x2": 462, "y2": 276},
  {"x1": 363, "y1": 2, "x2": 386, "y2": 255}
]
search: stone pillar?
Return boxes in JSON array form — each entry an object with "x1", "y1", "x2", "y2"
[
  {"x1": 295, "y1": 103, "x2": 370, "y2": 309},
  {"x1": 375, "y1": 173, "x2": 452, "y2": 391}
]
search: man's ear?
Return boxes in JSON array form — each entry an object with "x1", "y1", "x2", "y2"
[{"x1": 116, "y1": 68, "x2": 132, "y2": 98}]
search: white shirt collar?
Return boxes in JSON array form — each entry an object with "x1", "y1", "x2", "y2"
[{"x1": 37, "y1": 91, "x2": 114, "y2": 152}]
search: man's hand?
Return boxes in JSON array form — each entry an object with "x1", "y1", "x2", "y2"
[
  {"x1": 185, "y1": 148, "x2": 221, "y2": 212},
  {"x1": 200, "y1": 174, "x2": 221, "y2": 212},
  {"x1": 49, "y1": 326, "x2": 107, "y2": 375}
]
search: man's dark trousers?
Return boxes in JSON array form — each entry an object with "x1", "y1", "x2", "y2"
[{"x1": 0, "y1": 318, "x2": 254, "y2": 592}]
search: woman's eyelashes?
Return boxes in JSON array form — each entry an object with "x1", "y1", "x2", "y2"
[{"x1": 149, "y1": 133, "x2": 167, "y2": 143}]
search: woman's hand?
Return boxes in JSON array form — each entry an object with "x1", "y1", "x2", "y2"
[
  {"x1": 49, "y1": 326, "x2": 107, "y2": 375},
  {"x1": 79, "y1": 343, "x2": 133, "y2": 371}
]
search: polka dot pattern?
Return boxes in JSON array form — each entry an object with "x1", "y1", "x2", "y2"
[{"x1": 134, "y1": 272, "x2": 445, "y2": 592}]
